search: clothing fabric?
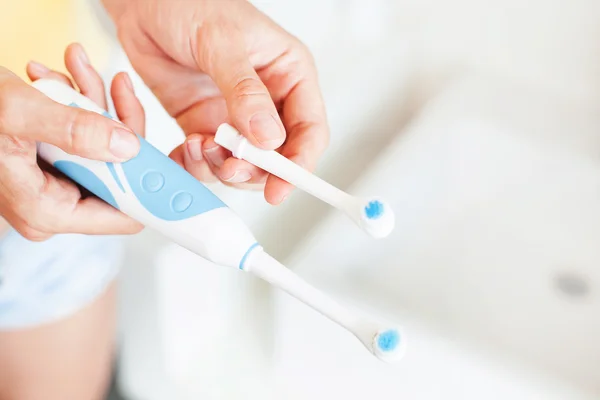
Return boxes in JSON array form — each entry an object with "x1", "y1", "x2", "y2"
[{"x1": 0, "y1": 230, "x2": 123, "y2": 329}]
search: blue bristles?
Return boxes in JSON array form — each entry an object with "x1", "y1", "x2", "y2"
[
  {"x1": 377, "y1": 329, "x2": 400, "y2": 352},
  {"x1": 364, "y1": 200, "x2": 384, "y2": 220}
]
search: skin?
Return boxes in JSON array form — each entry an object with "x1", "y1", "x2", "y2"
[
  {"x1": 102, "y1": 0, "x2": 330, "y2": 204},
  {"x1": 0, "y1": 44, "x2": 146, "y2": 400},
  {"x1": 0, "y1": 51, "x2": 142, "y2": 241},
  {"x1": 0, "y1": 283, "x2": 117, "y2": 400}
]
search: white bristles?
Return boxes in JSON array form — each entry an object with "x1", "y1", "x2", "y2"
[
  {"x1": 215, "y1": 124, "x2": 395, "y2": 239},
  {"x1": 245, "y1": 247, "x2": 405, "y2": 362}
]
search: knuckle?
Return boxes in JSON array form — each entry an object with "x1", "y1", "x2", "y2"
[
  {"x1": 232, "y1": 76, "x2": 268, "y2": 101},
  {"x1": 67, "y1": 110, "x2": 89, "y2": 153},
  {"x1": 0, "y1": 134, "x2": 28, "y2": 157},
  {"x1": 68, "y1": 110, "x2": 106, "y2": 155}
]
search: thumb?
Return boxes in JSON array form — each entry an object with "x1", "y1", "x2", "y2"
[
  {"x1": 201, "y1": 31, "x2": 285, "y2": 149},
  {"x1": 2, "y1": 79, "x2": 139, "y2": 162}
]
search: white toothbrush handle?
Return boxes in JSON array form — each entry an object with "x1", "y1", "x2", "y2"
[
  {"x1": 215, "y1": 124, "x2": 355, "y2": 211},
  {"x1": 246, "y1": 249, "x2": 405, "y2": 362},
  {"x1": 32, "y1": 79, "x2": 258, "y2": 269},
  {"x1": 31, "y1": 80, "x2": 404, "y2": 362}
]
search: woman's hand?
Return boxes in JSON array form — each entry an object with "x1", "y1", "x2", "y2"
[
  {"x1": 103, "y1": 0, "x2": 329, "y2": 204},
  {"x1": 0, "y1": 44, "x2": 145, "y2": 240}
]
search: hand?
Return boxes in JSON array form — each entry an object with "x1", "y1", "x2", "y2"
[
  {"x1": 103, "y1": 0, "x2": 329, "y2": 204},
  {"x1": 0, "y1": 43, "x2": 144, "y2": 240}
]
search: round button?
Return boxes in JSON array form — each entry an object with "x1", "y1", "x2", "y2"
[
  {"x1": 171, "y1": 192, "x2": 193, "y2": 213},
  {"x1": 142, "y1": 171, "x2": 165, "y2": 193}
]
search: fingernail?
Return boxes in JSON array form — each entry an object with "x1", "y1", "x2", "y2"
[
  {"x1": 204, "y1": 146, "x2": 225, "y2": 168},
  {"x1": 123, "y1": 73, "x2": 134, "y2": 92},
  {"x1": 224, "y1": 170, "x2": 251, "y2": 183},
  {"x1": 186, "y1": 139, "x2": 203, "y2": 161},
  {"x1": 110, "y1": 128, "x2": 139, "y2": 159},
  {"x1": 250, "y1": 113, "x2": 284, "y2": 148},
  {"x1": 29, "y1": 61, "x2": 49, "y2": 75},
  {"x1": 78, "y1": 47, "x2": 90, "y2": 65}
]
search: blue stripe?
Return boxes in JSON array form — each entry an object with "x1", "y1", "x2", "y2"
[
  {"x1": 239, "y1": 243, "x2": 260, "y2": 270},
  {"x1": 106, "y1": 163, "x2": 125, "y2": 192}
]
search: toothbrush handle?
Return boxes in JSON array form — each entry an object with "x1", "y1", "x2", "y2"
[
  {"x1": 32, "y1": 79, "x2": 257, "y2": 268},
  {"x1": 215, "y1": 124, "x2": 354, "y2": 209}
]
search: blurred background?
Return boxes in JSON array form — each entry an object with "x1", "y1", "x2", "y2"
[{"x1": 2, "y1": 0, "x2": 600, "y2": 399}]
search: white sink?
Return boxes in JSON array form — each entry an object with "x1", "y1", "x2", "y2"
[{"x1": 280, "y1": 74, "x2": 600, "y2": 398}]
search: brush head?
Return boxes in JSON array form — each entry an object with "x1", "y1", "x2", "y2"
[
  {"x1": 371, "y1": 327, "x2": 406, "y2": 362},
  {"x1": 359, "y1": 198, "x2": 395, "y2": 238},
  {"x1": 353, "y1": 320, "x2": 406, "y2": 363}
]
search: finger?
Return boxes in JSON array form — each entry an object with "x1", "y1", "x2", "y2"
[
  {"x1": 201, "y1": 136, "x2": 229, "y2": 174},
  {"x1": 0, "y1": 75, "x2": 140, "y2": 162},
  {"x1": 175, "y1": 95, "x2": 228, "y2": 136},
  {"x1": 217, "y1": 157, "x2": 267, "y2": 185},
  {"x1": 0, "y1": 167, "x2": 141, "y2": 238},
  {"x1": 264, "y1": 154, "x2": 305, "y2": 205},
  {"x1": 10, "y1": 219, "x2": 53, "y2": 242},
  {"x1": 119, "y1": 31, "x2": 227, "y2": 135},
  {"x1": 281, "y1": 78, "x2": 329, "y2": 167},
  {"x1": 65, "y1": 196, "x2": 143, "y2": 235},
  {"x1": 26, "y1": 61, "x2": 73, "y2": 87},
  {"x1": 200, "y1": 28, "x2": 285, "y2": 149},
  {"x1": 64, "y1": 43, "x2": 108, "y2": 109},
  {"x1": 263, "y1": 134, "x2": 322, "y2": 205},
  {"x1": 38, "y1": 171, "x2": 142, "y2": 235},
  {"x1": 265, "y1": 78, "x2": 329, "y2": 204},
  {"x1": 169, "y1": 142, "x2": 186, "y2": 168},
  {"x1": 111, "y1": 72, "x2": 146, "y2": 136},
  {"x1": 171, "y1": 134, "x2": 218, "y2": 182}
]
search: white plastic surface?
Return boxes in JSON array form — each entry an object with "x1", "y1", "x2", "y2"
[
  {"x1": 247, "y1": 249, "x2": 405, "y2": 362},
  {"x1": 215, "y1": 123, "x2": 395, "y2": 238}
]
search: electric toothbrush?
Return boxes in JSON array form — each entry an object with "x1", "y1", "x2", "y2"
[
  {"x1": 215, "y1": 124, "x2": 395, "y2": 239},
  {"x1": 31, "y1": 79, "x2": 405, "y2": 362}
]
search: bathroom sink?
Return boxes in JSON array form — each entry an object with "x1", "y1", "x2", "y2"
[{"x1": 279, "y1": 74, "x2": 600, "y2": 398}]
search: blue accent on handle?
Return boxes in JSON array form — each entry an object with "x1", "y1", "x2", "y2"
[
  {"x1": 54, "y1": 161, "x2": 119, "y2": 209},
  {"x1": 120, "y1": 135, "x2": 226, "y2": 221},
  {"x1": 171, "y1": 192, "x2": 193, "y2": 213},
  {"x1": 376, "y1": 329, "x2": 400, "y2": 352},
  {"x1": 141, "y1": 171, "x2": 165, "y2": 193},
  {"x1": 364, "y1": 200, "x2": 384, "y2": 220},
  {"x1": 106, "y1": 163, "x2": 125, "y2": 192},
  {"x1": 64, "y1": 101, "x2": 226, "y2": 221},
  {"x1": 239, "y1": 243, "x2": 260, "y2": 270}
]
